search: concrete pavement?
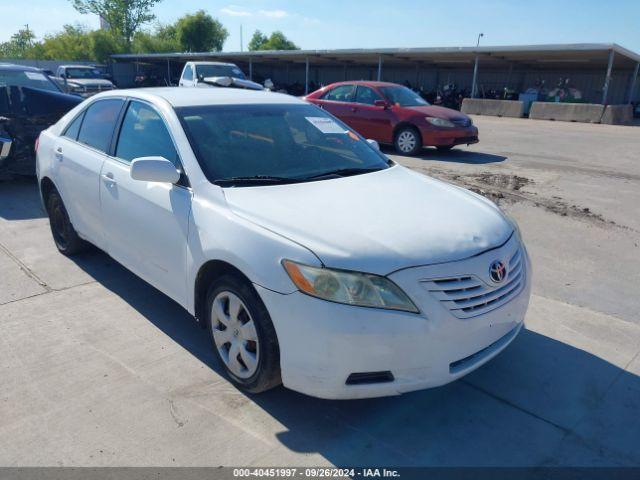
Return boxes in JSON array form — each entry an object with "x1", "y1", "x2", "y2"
[{"x1": 1, "y1": 116, "x2": 639, "y2": 466}]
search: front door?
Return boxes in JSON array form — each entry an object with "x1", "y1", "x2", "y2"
[
  {"x1": 100, "y1": 100, "x2": 192, "y2": 303},
  {"x1": 350, "y1": 86, "x2": 394, "y2": 143}
]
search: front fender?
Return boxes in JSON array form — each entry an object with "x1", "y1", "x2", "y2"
[{"x1": 185, "y1": 193, "x2": 320, "y2": 314}]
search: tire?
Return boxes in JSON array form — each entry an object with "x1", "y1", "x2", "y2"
[
  {"x1": 46, "y1": 190, "x2": 87, "y2": 256},
  {"x1": 437, "y1": 145, "x2": 454, "y2": 151},
  {"x1": 205, "y1": 274, "x2": 281, "y2": 394},
  {"x1": 393, "y1": 126, "x2": 422, "y2": 155}
]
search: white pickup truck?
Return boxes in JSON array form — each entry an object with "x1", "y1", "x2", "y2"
[{"x1": 178, "y1": 61, "x2": 264, "y2": 90}]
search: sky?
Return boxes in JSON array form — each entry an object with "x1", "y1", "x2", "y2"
[{"x1": 1, "y1": 0, "x2": 639, "y2": 54}]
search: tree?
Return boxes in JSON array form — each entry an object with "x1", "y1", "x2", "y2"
[
  {"x1": 175, "y1": 10, "x2": 227, "y2": 52},
  {"x1": 247, "y1": 30, "x2": 298, "y2": 51},
  {"x1": 132, "y1": 24, "x2": 179, "y2": 54},
  {"x1": 0, "y1": 28, "x2": 37, "y2": 58},
  {"x1": 247, "y1": 30, "x2": 267, "y2": 51},
  {"x1": 38, "y1": 24, "x2": 92, "y2": 61},
  {"x1": 70, "y1": 0, "x2": 162, "y2": 46}
]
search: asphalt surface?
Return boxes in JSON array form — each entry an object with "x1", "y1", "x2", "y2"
[{"x1": 1, "y1": 116, "x2": 639, "y2": 466}]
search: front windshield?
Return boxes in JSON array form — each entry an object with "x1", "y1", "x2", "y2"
[
  {"x1": 379, "y1": 86, "x2": 429, "y2": 107},
  {"x1": 0, "y1": 70, "x2": 59, "y2": 92},
  {"x1": 196, "y1": 64, "x2": 246, "y2": 80},
  {"x1": 66, "y1": 68, "x2": 102, "y2": 79},
  {"x1": 177, "y1": 104, "x2": 391, "y2": 185}
]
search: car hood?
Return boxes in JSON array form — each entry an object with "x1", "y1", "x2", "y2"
[
  {"x1": 66, "y1": 78, "x2": 113, "y2": 87},
  {"x1": 404, "y1": 104, "x2": 469, "y2": 120},
  {"x1": 223, "y1": 166, "x2": 512, "y2": 275}
]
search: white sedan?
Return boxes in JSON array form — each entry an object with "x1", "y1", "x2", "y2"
[{"x1": 36, "y1": 87, "x2": 531, "y2": 399}]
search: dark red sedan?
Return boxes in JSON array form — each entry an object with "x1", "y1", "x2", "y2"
[{"x1": 305, "y1": 81, "x2": 478, "y2": 155}]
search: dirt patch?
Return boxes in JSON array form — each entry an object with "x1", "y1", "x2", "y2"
[{"x1": 423, "y1": 168, "x2": 619, "y2": 228}]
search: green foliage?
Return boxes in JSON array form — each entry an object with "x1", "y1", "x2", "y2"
[
  {"x1": 247, "y1": 30, "x2": 299, "y2": 51},
  {"x1": 70, "y1": 0, "x2": 162, "y2": 45},
  {"x1": 0, "y1": 28, "x2": 37, "y2": 58},
  {"x1": 247, "y1": 30, "x2": 268, "y2": 52},
  {"x1": 132, "y1": 24, "x2": 180, "y2": 54},
  {"x1": 175, "y1": 10, "x2": 228, "y2": 52}
]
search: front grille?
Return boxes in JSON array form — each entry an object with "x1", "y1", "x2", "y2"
[{"x1": 422, "y1": 248, "x2": 525, "y2": 319}]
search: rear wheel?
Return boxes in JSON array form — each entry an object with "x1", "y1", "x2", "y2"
[
  {"x1": 46, "y1": 191, "x2": 86, "y2": 256},
  {"x1": 394, "y1": 126, "x2": 422, "y2": 155},
  {"x1": 206, "y1": 274, "x2": 281, "y2": 394}
]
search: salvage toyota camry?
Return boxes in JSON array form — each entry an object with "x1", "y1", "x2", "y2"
[{"x1": 36, "y1": 87, "x2": 531, "y2": 399}]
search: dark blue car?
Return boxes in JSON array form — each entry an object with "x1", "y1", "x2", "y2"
[{"x1": 0, "y1": 64, "x2": 82, "y2": 177}]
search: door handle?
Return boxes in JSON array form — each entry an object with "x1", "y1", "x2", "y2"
[
  {"x1": 350, "y1": 107, "x2": 357, "y2": 112},
  {"x1": 55, "y1": 147, "x2": 63, "y2": 161},
  {"x1": 101, "y1": 172, "x2": 116, "y2": 185}
]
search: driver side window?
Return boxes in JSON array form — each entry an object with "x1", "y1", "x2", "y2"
[{"x1": 115, "y1": 101, "x2": 179, "y2": 167}]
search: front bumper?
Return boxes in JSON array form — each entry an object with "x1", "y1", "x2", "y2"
[
  {"x1": 420, "y1": 125, "x2": 479, "y2": 147},
  {"x1": 257, "y1": 235, "x2": 531, "y2": 399}
]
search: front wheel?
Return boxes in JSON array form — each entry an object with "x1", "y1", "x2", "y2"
[
  {"x1": 206, "y1": 274, "x2": 281, "y2": 394},
  {"x1": 394, "y1": 126, "x2": 422, "y2": 155}
]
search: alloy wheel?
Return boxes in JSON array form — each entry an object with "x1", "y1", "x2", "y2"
[
  {"x1": 397, "y1": 130, "x2": 417, "y2": 153},
  {"x1": 210, "y1": 291, "x2": 260, "y2": 379}
]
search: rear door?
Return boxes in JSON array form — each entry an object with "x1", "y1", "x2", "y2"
[
  {"x1": 100, "y1": 99, "x2": 192, "y2": 303},
  {"x1": 54, "y1": 98, "x2": 124, "y2": 248},
  {"x1": 350, "y1": 85, "x2": 394, "y2": 142},
  {"x1": 313, "y1": 84, "x2": 357, "y2": 127}
]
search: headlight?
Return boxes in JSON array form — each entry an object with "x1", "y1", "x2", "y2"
[
  {"x1": 426, "y1": 117, "x2": 455, "y2": 128},
  {"x1": 282, "y1": 260, "x2": 419, "y2": 313},
  {"x1": 69, "y1": 83, "x2": 85, "y2": 92}
]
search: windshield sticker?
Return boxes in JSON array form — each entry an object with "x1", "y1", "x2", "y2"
[
  {"x1": 24, "y1": 72, "x2": 47, "y2": 81},
  {"x1": 305, "y1": 117, "x2": 347, "y2": 134},
  {"x1": 232, "y1": 68, "x2": 242, "y2": 75}
]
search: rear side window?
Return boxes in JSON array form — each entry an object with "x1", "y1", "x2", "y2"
[
  {"x1": 63, "y1": 112, "x2": 84, "y2": 140},
  {"x1": 77, "y1": 99, "x2": 124, "y2": 153},
  {"x1": 183, "y1": 66, "x2": 193, "y2": 81},
  {"x1": 321, "y1": 85, "x2": 355, "y2": 102},
  {"x1": 115, "y1": 101, "x2": 179, "y2": 164}
]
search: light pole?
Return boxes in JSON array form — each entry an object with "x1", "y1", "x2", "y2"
[{"x1": 471, "y1": 33, "x2": 484, "y2": 98}]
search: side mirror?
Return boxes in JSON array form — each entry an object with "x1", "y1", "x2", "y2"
[
  {"x1": 130, "y1": 157, "x2": 180, "y2": 184},
  {"x1": 366, "y1": 139, "x2": 380, "y2": 151},
  {"x1": 374, "y1": 99, "x2": 389, "y2": 109}
]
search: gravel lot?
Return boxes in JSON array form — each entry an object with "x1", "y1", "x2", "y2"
[{"x1": 1, "y1": 116, "x2": 639, "y2": 467}]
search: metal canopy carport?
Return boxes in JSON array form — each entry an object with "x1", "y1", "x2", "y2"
[{"x1": 110, "y1": 43, "x2": 640, "y2": 104}]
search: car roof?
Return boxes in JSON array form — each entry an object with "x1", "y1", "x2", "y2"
[
  {"x1": 0, "y1": 63, "x2": 43, "y2": 72},
  {"x1": 95, "y1": 87, "x2": 306, "y2": 108},
  {"x1": 327, "y1": 80, "x2": 402, "y2": 88},
  {"x1": 187, "y1": 61, "x2": 238, "y2": 67},
  {"x1": 59, "y1": 65, "x2": 96, "y2": 69}
]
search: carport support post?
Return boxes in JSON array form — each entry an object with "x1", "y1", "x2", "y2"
[
  {"x1": 166, "y1": 59, "x2": 171, "y2": 85},
  {"x1": 377, "y1": 55, "x2": 383, "y2": 81},
  {"x1": 249, "y1": 58, "x2": 253, "y2": 81},
  {"x1": 601, "y1": 49, "x2": 615, "y2": 105},
  {"x1": 471, "y1": 55, "x2": 480, "y2": 98},
  {"x1": 305, "y1": 56, "x2": 309, "y2": 95},
  {"x1": 627, "y1": 62, "x2": 639, "y2": 104}
]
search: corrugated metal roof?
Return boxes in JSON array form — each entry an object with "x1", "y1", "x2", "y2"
[{"x1": 111, "y1": 43, "x2": 640, "y2": 67}]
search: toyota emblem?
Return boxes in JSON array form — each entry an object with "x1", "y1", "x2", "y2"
[{"x1": 489, "y1": 260, "x2": 507, "y2": 283}]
